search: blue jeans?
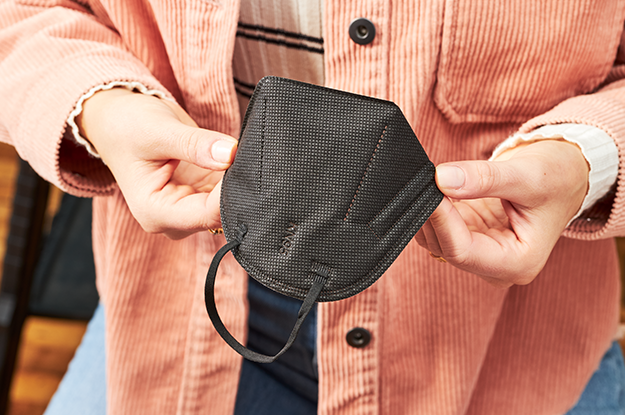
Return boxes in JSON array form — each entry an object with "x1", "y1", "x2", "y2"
[
  {"x1": 43, "y1": 303, "x2": 107, "y2": 415},
  {"x1": 566, "y1": 340, "x2": 625, "y2": 415},
  {"x1": 233, "y1": 278, "x2": 317, "y2": 415},
  {"x1": 44, "y1": 298, "x2": 625, "y2": 415}
]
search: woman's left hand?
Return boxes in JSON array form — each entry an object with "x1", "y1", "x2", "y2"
[{"x1": 415, "y1": 139, "x2": 589, "y2": 288}]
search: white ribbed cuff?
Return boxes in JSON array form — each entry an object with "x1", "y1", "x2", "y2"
[
  {"x1": 67, "y1": 81, "x2": 171, "y2": 158},
  {"x1": 490, "y1": 123, "x2": 619, "y2": 224}
]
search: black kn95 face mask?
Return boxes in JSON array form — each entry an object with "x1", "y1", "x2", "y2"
[{"x1": 205, "y1": 76, "x2": 443, "y2": 363}]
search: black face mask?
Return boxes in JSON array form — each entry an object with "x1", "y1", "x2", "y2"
[{"x1": 205, "y1": 77, "x2": 443, "y2": 363}]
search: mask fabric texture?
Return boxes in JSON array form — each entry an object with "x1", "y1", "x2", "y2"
[{"x1": 205, "y1": 76, "x2": 443, "y2": 363}]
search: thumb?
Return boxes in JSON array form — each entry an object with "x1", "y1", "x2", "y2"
[
  {"x1": 156, "y1": 98, "x2": 238, "y2": 170},
  {"x1": 435, "y1": 160, "x2": 530, "y2": 202},
  {"x1": 81, "y1": 88, "x2": 239, "y2": 171},
  {"x1": 151, "y1": 121, "x2": 238, "y2": 170}
]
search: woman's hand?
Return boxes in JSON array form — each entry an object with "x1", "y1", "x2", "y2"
[
  {"x1": 77, "y1": 88, "x2": 238, "y2": 239},
  {"x1": 415, "y1": 139, "x2": 589, "y2": 288}
]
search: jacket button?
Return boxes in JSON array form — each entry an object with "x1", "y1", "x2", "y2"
[
  {"x1": 348, "y1": 18, "x2": 376, "y2": 45},
  {"x1": 346, "y1": 327, "x2": 371, "y2": 348}
]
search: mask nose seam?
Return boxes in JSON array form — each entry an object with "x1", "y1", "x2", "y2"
[
  {"x1": 343, "y1": 125, "x2": 387, "y2": 221},
  {"x1": 258, "y1": 97, "x2": 266, "y2": 194}
]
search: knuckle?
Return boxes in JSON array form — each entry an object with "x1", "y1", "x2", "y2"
[
  {"x1": 173, "y1": 128, "x2": 203, "y2": 163},
  {"x1": 446, "y1": 249, "x2": 472, "y2": 268},
  {"x1": 132, "y1": 203, "x2": 168, "y2": 235},
  {"x1": 136, "y1": 215, "x2": 166, "y2": 234},
  {"x1": 509, "y1": 262, "x2": 543, "y2": 285},
  {"x1": 183, "y1": 129, "x2": 203, "y2": 163},
  {"x1": 476, "y1": 162, "x2": 500, "y2": 193},
  {"x1": 510, "y1": 272, "x2": 532, "y2": 286},
  {"x1": 483, "y1": 278, "x2": 513, "y2": 289},
  {"x1": 164, "y1": 230, "x2": 190, "y2": 240},
  {"x1": 142, "y1": 224, "x2": 163, "y2": 234},
  {"x1": 138, "y1": 220, "x2": 164, "y2": 234},
  {"x1": 511, "y1": 273, "x2": 536, "y2": 286}
]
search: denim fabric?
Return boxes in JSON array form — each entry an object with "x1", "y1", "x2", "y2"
[
  {"x1": 234, "y1": 358, "x2": 317, "y2": 415},
  {"x1": 233, "y1": 277, "x2": 318, "y2": 415},
  {"x1": 43, "y1": 303, "x2": 106, "y2": 415},
  {"x1": 565, "y1": 341, "x2": 625, "y2": 415},
  {"x1": 43, "y1": 295, "x2": 625, "y2": 415}
]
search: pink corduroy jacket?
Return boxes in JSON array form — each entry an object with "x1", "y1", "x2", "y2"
[{"x1": 2, "y1": 0, "x2": 625, "y2": 414}]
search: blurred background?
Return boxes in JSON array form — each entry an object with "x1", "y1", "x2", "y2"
[
  {"x1": 0, "y1": 142, "x2": 98, "y2": 415},
  {"x1": 0, "y1": 141, "x2": 624, "y2": 415}
]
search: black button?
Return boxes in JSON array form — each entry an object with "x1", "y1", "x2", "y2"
[
  {"x1": 346, "y1": 327, "x2": 371, "y2": 348},
  {"x1": 349, "y1": 18, "x2": 376, "y2": 45}
]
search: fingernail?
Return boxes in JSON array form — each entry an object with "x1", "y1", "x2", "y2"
[
  {"x1": 436, "y1": 165, "x2": 465, "y2": 189},
  {"x1": 211, "y1": 140, "x2": 237, "y2": 163}
]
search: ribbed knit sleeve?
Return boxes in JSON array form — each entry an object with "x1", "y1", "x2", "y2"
[
  {"x1": 0, "y1": 0, "x2": 172, "y2": 197},
  {"x1": 519, "y1": 72, "x2": 625, "y2": 240}
]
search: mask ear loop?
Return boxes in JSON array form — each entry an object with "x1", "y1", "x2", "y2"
[{"x1": 204, "y1": 225, "x2": 327, "y2": 364}]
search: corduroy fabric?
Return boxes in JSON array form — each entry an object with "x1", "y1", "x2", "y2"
[{"x1": 1, "y1": 1, "x2": 625, "y2": 414}]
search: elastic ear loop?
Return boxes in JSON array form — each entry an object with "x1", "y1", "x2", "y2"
[{"x1": 204, "y1": 227, "x2": 327, "y2": 364}]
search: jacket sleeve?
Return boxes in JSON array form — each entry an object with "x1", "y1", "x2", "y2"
[
  {"x1": 0, "y1": 0, "x2": 172, "y2": 196},
  {"x1": 520, "y1": 61, "x2": 625, "y2": 240}
]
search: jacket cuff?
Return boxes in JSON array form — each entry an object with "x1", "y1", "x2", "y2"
[
  {"x1": 491, "y1": 123, "x2": 619, "y2": 226},
  {"x1": 518, "y1": 87, "x2": 625, "y2": 239},
  {"x1": 15, "y1": 55, "x2": 173, "y2": 197},
  {"x1": 67, "y1": 81, "x2": 171, "y2": 159}
]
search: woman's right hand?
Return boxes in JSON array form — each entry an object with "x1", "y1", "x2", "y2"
[{"x1": 77, "y1": 88, "x2": 237, "y2": 239}]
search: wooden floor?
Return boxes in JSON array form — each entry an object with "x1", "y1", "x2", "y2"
[
  {"x1": 0, "y1": 144, "x2": 17, "y2": 277},
  {"x1": 0, "y1": 143, "x2": 87, "y2": 415},
  {"x1": 8, "y1": 319, "x2": 86, "y2": 415}
]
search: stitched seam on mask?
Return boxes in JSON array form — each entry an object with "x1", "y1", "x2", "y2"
[
  {"x1": 309, "y1": 185, "x2": 442, "y2": 300},
  {"x1": 329, "y1": 191, "x2": 441, "y2": 299},
  {"x1": 344, "y1": 125, "x2": 387, "y2": 221},
  {"x1": 367, "y1": 188, "x2": 421, "y2": 240},
  {"x1": 235, "y1": 187, "x2": 434, "y2": 300},
  {"x1": 258, "y1": 97, "x2": 266, "y2": 194},
  {"x1": 236, "y1": 254, "x2": 310, "y2": 298},
  {"x1": 367, "y1": 164, "x2": 433, "y2": 239}
]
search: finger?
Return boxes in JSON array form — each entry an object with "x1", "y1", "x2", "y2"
[
  {"x1": 414, "y1": 227, "x2": 428, "y2": 248},
  {"x1": 145, "y1": 98, "x2": 237, "y2": 169},
  {"x1": 427, "y1": 197, "x2": 474, "y2": 261},
  {"x1": 415, "y1": 222, "x2": 433, "y2": 251},
  {"x1": 94, "y1": 90, "x2": 238, "y2": 171},
  {"x1": 147, "y1": 119, "x2": 238, "y2": 170},
  {"x1": 421, "y1": 220, "x2": 443, "y2": 257},
  {"x1": 138, "y1": 180, "x2": 224, "y2": 239},
  {"x1": 428, "y1": 197, "x2": 526, "y2": 281},
  {"x1": 434, "y1": 160, "x2": 536, "y2": 205},
  {"x1": 454, "y1": 198, "x2": 509, "y2": 232}
]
